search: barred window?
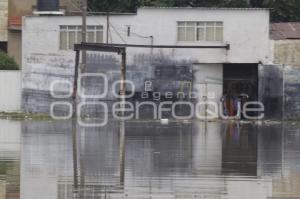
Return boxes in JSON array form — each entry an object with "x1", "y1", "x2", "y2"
[
  {"x1": 59, "y1": 25, "x2": 104, "y2": 50},
  {"x1": 177, "y1": 21, "x2": 223, "y2": 42}
]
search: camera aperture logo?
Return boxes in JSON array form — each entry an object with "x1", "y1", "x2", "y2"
[{"x1": 50, "y1": 73, "x2": 265, "y2": 127}]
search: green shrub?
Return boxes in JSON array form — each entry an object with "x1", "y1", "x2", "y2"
[{"x1": 0, "y1": 52, "x2": 19, "y2": 70}]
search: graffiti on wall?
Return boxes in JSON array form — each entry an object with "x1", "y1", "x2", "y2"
[{"x1": 22, "y1": 51, "x2": 195, "y2": 113}]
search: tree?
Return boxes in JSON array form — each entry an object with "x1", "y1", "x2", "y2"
[
  {"x1": 250, "y1": 0, "x2": 264, "y2": 7},
  {"x1": 88, "y1": 0, "x2": 142, "y2": 12},
  {"x1": 0, "y1": 52, "x2": 19, "y2": 70},
  {"x1": 189, "y1": 0, "x2": 249, "y2": 7},
  {"x1": 88, "y1": 0, "x2": 300, "y2": 22},
  {"x1": 263, "y1": 0, "x2": 300, "y2": 22}
]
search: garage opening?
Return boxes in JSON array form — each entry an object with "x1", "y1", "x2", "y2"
[{"x1": 222, "y1": 64, "x2": 258, "y2": 117}]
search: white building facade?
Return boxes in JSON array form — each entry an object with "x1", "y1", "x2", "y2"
[{"x1": 22, "y1": 7, "x2": 272, "y2": 117}]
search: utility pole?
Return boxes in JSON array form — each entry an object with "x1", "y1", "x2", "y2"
[
  {"x1": 81, "y1": 0, "x2": 87, "y2": 72},
  {"x1": 106, "y1": 12, "x2": 109, "y2": 44}
]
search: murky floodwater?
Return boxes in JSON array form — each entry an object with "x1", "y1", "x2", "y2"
[{"x1": 1, "y1": 119, "x2": 300, "y2": 198}]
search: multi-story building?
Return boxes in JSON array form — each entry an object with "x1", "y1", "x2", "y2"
[
  {"x1": 7, "y1": 0, "x2": 36, "y2": 66},
  {"x1": 7, "y1": 0, "x2": 79, "y2": 66},
  {"x1": 22, "y1": 6, "x2": 275, "y2": 118}
]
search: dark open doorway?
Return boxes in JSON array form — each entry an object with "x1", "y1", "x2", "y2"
[
  {"x1": 223, "y1": 64, "x2": 258, "y2": 101},
  {"x1": 222, "y1": 64, "x2": 259, "y2": 118}
]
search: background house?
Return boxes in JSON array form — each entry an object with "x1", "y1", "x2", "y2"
[
  {"x1": 7, "y1": 0, "x2": 80, "y2": 66},
  {"x1": 270, "y1": 22, "x2": 300, "y2": 119},
  {"x1": 0, "y1": 0, "x2": 8, "y2": 52},
  {"x1": 7, "y1": 0, "x2": 36, "y2": 66},
  {"x1": 271, "y1": 22, "x2": 300, "y2": 67}
]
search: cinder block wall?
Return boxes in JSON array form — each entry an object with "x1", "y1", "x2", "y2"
[{"x1": 273, "y1": 40, "x2": 300, "y2": 68}]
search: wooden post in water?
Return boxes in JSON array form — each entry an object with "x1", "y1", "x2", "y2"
[
  {"x1": 72, "y1": 50, "x2": 80, "y2": 192},
  {"x1": 119, "y1": 49, "x2": 126, "y2": 185},
  {"x1": 119, "y1": 120, "x2": 125, "y2": 185},
  {"x1": 73, "y1": 50, "x2": 80, "y2": 117},
  {"x1": 72, "y1": 121, "x2": 79, "y2": 191},
  {"x1": 81, "y1": 0, "x2": 87, "y2": 71},
  {"x1": 120, "y1": 50, "x2": 126, "y2": 105}
]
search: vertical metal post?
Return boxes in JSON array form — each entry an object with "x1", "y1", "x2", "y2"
[
  {"x1": 72, "y1": 50, "x2": 80, "y2": 194},
  {"x1": 73, "y1": 50, "x2": 80, "y2": 118},
  {"x1": 78, "y1": 7, "x2": 87, "y2": 189},
  {"x1": 120, "y1": 50, "x2": 126, "y2": 106},
  {"x1": 150, "y1": 36, "x2": 154, "y2": 56},
  {"x1": 205, "y1": 81, "x2": 208, "y2": 120},
  {"x1": 81, "y1": 0, "x2": 87, "y2": 71},
  {"x1": 79, "y1": 126, "x2": 85, "y2": 198},
  {"x1": 119, "y1": 49, "x2": 126, "y2": 185},
  {"x1": 119, "y1": 120, "x2": 125, "y2": 185},
  {"x1": 282, "y1": 64, "x2": 285, "y2": 120},
  {"x1": 106, "y1": 12, "x2": 110, "y2": 44},
  {"x1": 72, "y1": 121, "x2": 79, "y2": 190}
]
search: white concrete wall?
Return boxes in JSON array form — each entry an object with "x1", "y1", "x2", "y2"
[
  {"x1": 135, "y1": 8, "x2": 270, "y2": 64},
  {"x1": 23, "y1": 8, "x2": 271, "y2": 66},
  {"x1": 0, "y1": 71, "x2": 21, "y2": 112},
  {"x1": 0, "y1": 120, "x2": 21, "y2": 159},
  {"x1": 193, "y1": 63, "x2": 223, "y2": 118}
]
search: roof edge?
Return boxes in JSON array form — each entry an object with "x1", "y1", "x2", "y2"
[{"x1": 139, "y1": 6, "x2": 270, "y2": 11}]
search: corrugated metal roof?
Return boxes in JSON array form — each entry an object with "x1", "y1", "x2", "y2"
[
  {"x1": 140, "y1": 6, "x2": 270, "y2": 11},
  {"x1": 271, "y1": 22, "x2": 300, "y2": 40}
]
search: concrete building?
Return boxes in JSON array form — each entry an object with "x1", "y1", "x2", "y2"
[
  {"x1": 0, "y1": 0, "x2": 8, "y2": 52},
  {"x1": 7, "y1": 0, "x2": 80, "y2": 66},
  {"x1": 270, "y1": 23, "x2": 300, "y2": 119},
  {"x1": 22, "y1": 7, "x2": 275, "y2": 118},
  {"x1": 7, "y1": 0, "x2": 36, "y2": 66},
  {"x1": 271, "y1": 22, "x2": 300, "y2": 67}
]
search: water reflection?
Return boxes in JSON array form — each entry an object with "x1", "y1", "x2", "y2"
[
  {"x1": 222, "y1": 123, "x2": 258, "y2": 175},
  {"x1": 0, "y1": 120, "x2": 20, "y2": 199},
  {"x1": 1, "y1": 119, "x2": 300, "y2": 198}
]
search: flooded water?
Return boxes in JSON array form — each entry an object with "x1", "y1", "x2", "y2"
[{"x1": 1, "y1": 119, "x2": 300, "y2": 198}]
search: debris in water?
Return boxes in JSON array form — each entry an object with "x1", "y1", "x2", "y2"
[{"x1": 160, "y1": 119, "x2": 169, "y2": 125}]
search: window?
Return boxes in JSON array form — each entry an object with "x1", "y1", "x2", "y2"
[
  {"x1": 59, "y1": 25, "x2": 104, "y2": 50},
  {"x1": 177, "y1": 21, "x2": 223, "y2": 42}
]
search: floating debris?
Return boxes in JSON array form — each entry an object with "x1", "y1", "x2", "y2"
[{"x1": 160, "y1": 119, "x2": 169, "y2": 125}]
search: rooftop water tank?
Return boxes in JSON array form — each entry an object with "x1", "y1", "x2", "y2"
[{"x1": 37, "y1": 0, "x2": 59, "y2": 11}]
